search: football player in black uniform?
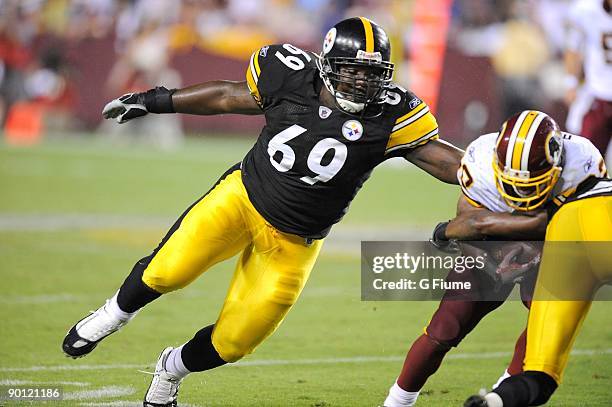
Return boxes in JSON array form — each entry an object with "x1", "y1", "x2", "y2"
[{"x1": 62, "y1": 17, "x2": 463, "y2": 406}]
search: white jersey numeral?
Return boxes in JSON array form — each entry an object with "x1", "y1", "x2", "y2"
[
  {"x1": 300, "y1": 138, "x2": 348, "y2": 185},
  {"x1": 275, "y1": 44, "x2": 312, "y2": 71},
  {"x1": 385, "y1": 84, "x2": 407, "y2": 105},
  {"x1": 385, "y1": 91, "x2": 401, "y2": 105},
  {"x1": 267, "y1": 124, "x2": 348, "y2": 185},
  {"x1": 267, "y1": 124, "x2": 307, "y2": 172}
]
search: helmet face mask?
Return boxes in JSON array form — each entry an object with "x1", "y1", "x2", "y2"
[
  {"x1": 493, "y1": 158, "x2": 562, "y2": 210},
  {"x1": 317, "y1": 17, "x2": 394, "y2": 117},
  {"x1": 493, "y1": 110, "x2": 564, "y2": 211},
  {"x1": 326, "y1": 59, "x2": 393, "y2": 105}
]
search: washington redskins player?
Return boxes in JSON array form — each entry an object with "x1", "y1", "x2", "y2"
[
  {"x1": 384, "y1": 110, "x2": 608, "y2": 407},
  {"x1": 457, "y1": 111, "x2": 611, "y2": 407},
  {"x1": 564, "y1": 0, "x2": 612, "y2": 158}
]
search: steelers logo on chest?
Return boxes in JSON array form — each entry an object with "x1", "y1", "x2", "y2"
[{"x1": 342, "y1": 120, "x2": 364, "y2": 141}]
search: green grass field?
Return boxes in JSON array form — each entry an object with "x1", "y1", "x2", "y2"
[{"x1": 1, "y1": 136, "x2": 610, "y2": 406}]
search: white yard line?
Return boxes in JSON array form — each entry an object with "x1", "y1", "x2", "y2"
[
  {"x1": 0, "y1": 379, "x2": 90, "y2": 386},
  {"x1": 0, "y1": 213, "x2": 427, "y2": 258},
  {"x1": 64, "y1": 386, "x2": 135, "y2": 400},
  {"x1": 0, "y1": 214, "x2": 427, "y2": 237},
  {"x1": 79, "y1": 402, "x2": 198, "y2": 407},
  {"x1": 1, "y1": 348, "x2": 610, "y2": 373},
  {"x1": 0, "y1": 214, "x2": 171, "y2": 232},
  {"x1": 0, "y1": 364, "x2": 143, "y2": 373},
  {"x1": 79, "y1": 403, "x2": 144, "y2": 407},
  {"x1": 0, "y1": 294, "x2": 83, "y2": 304}
]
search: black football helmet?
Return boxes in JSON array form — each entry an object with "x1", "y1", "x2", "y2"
[{"x1": 316, "y1": 17, "x2": 394, "y2": 115}]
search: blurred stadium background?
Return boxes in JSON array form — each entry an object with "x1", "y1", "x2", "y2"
[
  {"x1": 1, "y1": 0, "x2": 611, "y2": 406},
  {"x1": 4, "y1": 0, "x2": 612, "y2": 150}
]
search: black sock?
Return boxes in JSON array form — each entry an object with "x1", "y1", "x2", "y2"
[
  {"x1": 181, "y1": 325, "x2": 227, "y2": 372},
  {"x1": 116, "y1": 256, "x2": 162, "y2": 313},
  {"x1": 494, "y1": 371, "x2": 558, "y2": 406}
]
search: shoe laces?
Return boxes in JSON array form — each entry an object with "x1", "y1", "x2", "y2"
[{"x1": 143, "y1": 365, "x2": 182, "y2": 403}]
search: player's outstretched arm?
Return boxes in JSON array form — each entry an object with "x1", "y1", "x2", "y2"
[
  {"x1": 102, "y1": 81, "x2": 261, "y2": 123},
  {"x1": 445, "y1": 195, "x2": 547, "y2": 240},
  {"x1": 172, "y1": 81, "x2": 261, "y2": 115},
  {"x1": 403, "y1": 139, "x2": 464, "y2": 184}
]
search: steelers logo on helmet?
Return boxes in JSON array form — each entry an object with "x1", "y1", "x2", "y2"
[
  {"x1": 342, "y1": 120, "x2": 364, "y2": 141},
  {"x1": 315, "y1": 17, "x2": 394, "y2": 118},
  {"x1": 323, "y1": 28, "x2": 336, "y2": 55}
]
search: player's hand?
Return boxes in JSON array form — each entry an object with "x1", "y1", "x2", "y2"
[
  {"x1": 495, "y1": 242, "x2": 541, "y2": 285},
  {"x1": 102, "y1": 92, "x2": 148, "y2": 123},
  {"x1": 429, "y1": 221, "x2": 460, "y2": 253}
]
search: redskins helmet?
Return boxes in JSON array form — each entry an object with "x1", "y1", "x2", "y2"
[
  {"x1": 316, "y1": 17, "x2": 394, "y2": 115},
  {"x1": 493, "y1": 110, "x2": 564, "y2": 211}
]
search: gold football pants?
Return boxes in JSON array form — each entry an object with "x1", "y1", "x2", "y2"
[
  {"x1": 524, "y1": 196, "x2": 612, "y2": 383},
  {"x1": 141, "y1": 167, "x2": 323, "y2": 362}
]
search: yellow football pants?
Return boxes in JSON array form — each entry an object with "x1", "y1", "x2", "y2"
[
  {"x1": 141, "y1": 167, "x2": 323, "y2": 362},
  {"x1": 524, "y1": 196, "x2": 612, "y2": 383}
]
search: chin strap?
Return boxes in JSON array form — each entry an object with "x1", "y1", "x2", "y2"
[{"x1": 336, "y1": 97, "x2": 365, "y2": 113}]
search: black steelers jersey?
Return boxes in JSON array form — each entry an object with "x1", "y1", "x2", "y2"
[{"x1": 241, "y1": 44, "x2": 439, "y2": 239}]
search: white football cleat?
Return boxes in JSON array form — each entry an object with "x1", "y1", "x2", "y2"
[
  {"x1": 62, "y1": 299, "x2": 133, "y2": 358},
  {"x1": 143, "y1": 347, "x2": 183, "y2": 407}
]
